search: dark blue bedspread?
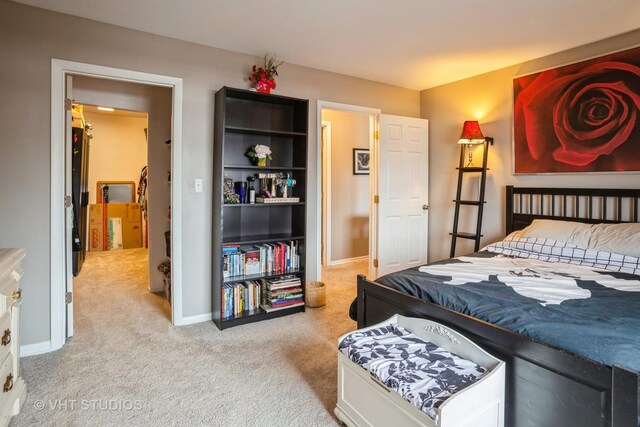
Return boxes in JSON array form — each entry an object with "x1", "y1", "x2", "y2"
[{"x1": 373, "y1": 252, "x2": 640, "y2": 372}]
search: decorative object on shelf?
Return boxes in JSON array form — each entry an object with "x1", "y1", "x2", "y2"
[
  {"x1": 257, "y1": 172, "x2": 278, "y2": 197},
  {"x1": 247, "y1": 175, "x2": 257, "y2": 204},
  {"x1": 224, "y1": 175, "x2": 240, "y2": 204},
  {"x1": 245, "y1": 144, "x2": 272, "y2": 166},
  {"x1": 248, "y1": 54, "x2": 283, "y2": 94},
  {"x1": 275, "y1": 172, "x2": 296, "y2": 198},
  {"x1": 457, "y1": 120, "x2": 486, "y2": 167},
  {"x1": 353, "y1": 148, "x2": 370, "y2": 175},
  {"x1": 513, "y1": 45, "x2": 640, "y2": 174},
  {"x1": 234, "y1": 181, "x2": 247, "y2": 204},
  {"x1": 450, "y1": 121, "x2": 493, "y2": 257},
  {"x1": 255, "y1": 196, "x2": 300, "y2": 204}
]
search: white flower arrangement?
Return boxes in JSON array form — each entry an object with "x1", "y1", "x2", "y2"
[{"x1": 246, "y1": 144, "x2": 273, "y2": 161}]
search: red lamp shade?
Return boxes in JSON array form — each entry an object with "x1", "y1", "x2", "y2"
[{"x1": 458, "y1": 121, "x2": 485, "y2": 144}]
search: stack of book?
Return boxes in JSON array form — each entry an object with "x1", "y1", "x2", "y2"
[
  {"x1": 261, "y1": 275, "x2": 304, "y2": 312},
  {"x1": 223, "y1": 241, "x2": 300, "y2": 279},
  {"x1": 223, "y1": 280, "x2": 262, "y2": 319}
]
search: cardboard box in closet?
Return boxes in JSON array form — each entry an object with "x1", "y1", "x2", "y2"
[{"x1": 88, "y1": 203, "x2": 142, "y2": 251}]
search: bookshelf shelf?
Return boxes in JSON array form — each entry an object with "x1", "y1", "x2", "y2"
[
  {"x1": 212, "y1": 87, "x2": 309, "y2": 330},
  {"x1": 223, "y1": 202, "x2": 306, "y2": 208},
  {"x1": 223, "y1": 165, "x2": 306, "y2": 171},
  {"x1": 223, "y1": 268, "x2": 305, "y2": 284},
  {"x1": 221, "y1": 304, "x2": 306, "y2": 328},
  {"x1": 225, "y1": 125, "x2": 307, "y2": 137}
]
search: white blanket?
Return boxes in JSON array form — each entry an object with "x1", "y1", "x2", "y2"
[{"x1": 419, "y1": 254, "x2": 640, "y2": 305}]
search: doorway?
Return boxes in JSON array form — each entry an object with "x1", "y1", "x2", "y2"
[
  {"x1": 317, "y1": 102, "x2": 380, "y2": 282},
  {"x1": 322, "y1": 110, "x2": 371, "y2": 266},
  {"x1": 50, "y1": 59, "x2": 184, "y2": 352}
]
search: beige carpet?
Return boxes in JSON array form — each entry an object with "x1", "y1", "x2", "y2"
[{"x1": 13, "y1": 249, "x2": 367, "y2": 426}]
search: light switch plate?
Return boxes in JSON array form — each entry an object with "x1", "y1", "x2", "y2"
[{"x1": 194, "y1": 178, "x2": 203, "y2": 193}]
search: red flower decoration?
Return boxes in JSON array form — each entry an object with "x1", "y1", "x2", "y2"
[
  {"x1": 514, "y1": 47, "x2": 640, "y2": 173},
  {"x1": 248, "y1": 55, "x2": 283, "y2": 94}
]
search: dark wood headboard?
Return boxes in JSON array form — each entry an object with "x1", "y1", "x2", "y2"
[{"x1": 506, "y1": 186, "x2": 640, "y2": 234}]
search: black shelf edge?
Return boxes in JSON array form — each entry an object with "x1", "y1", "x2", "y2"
[
  {"x1": 224, "y1": 165, "x2": 306, "y2": 171},
  {"x1": 225, "y1": 125, "x2": 307, "y2": 137},
  {"x1": 222, "y1": 86, "x2": 310, "y2": 105},
  {"x1": 449, "y1": 232, "x2": 483, "y2": 239},
  {"x1": 456, "y1": 167, "x2": 490, "y2": 172},
  {"x1": 223, "y1": 269, "x2": 305, "y2": 284},
  {"x1": 221, "y1": 304, "x2": 305, "y2": 328},
  {"x1": 223, "y1": 202, "x2": 305, "y2": 208},
  {"x1": 453, "y1": 200, "x2": 484, "y2": 205},
  {"x1": 223, "y1": 234, "x2": 305, "y2": 245}
]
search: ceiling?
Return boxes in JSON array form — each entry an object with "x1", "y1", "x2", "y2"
[
  {"x1": 80, "y1": 104, "x2": 148, "y2": 119},
  {"x1": 13, "y1": 0, "x2": 640, "y2": 90}
]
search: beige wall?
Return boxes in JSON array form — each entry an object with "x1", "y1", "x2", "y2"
[
  {"x1": 84, "y1": 111, "x2": 148, "y2": 205},
  {"x1": 0, "y1": 0, "x2": 419, "y2": 346},
  {"x1": 420, "y1": 29, "x2": 640, "y2": 263},
  {"x1": 322, "y1": 110, "x2": 370, "y2": 262}
]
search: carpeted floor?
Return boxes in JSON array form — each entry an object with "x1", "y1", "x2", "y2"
[{"x1": 13, "y1": 249, "x2": 367, "y2": 426}]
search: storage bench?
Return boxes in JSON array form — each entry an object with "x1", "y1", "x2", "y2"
[{"x1": 335, "y1": 314, "x2": 505, "y2": 427}]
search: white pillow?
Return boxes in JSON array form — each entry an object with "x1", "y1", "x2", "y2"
[
  {"x1": 512, "y1": 219, "x2": 593, "y2": 248},
  {"x1": 590, "y1": 223, "x2": 640, "y2": 258},
  {"x1": 511, "y1": 219, "x2": 640, "y2": 258}
]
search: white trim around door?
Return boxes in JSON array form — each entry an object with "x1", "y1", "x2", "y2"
[
  {"x1": 321, "y1": 120, "x2": 332, "y2": 266},
  {"x1": 50, "y1": 59, "x2": 185, "y2": 353}
]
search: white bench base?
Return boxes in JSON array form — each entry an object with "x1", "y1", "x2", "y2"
[{"x1": 335, "y1": 315, "x2": 505, "y2": 427}]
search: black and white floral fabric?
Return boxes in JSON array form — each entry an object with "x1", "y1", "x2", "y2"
[{"x1": 339, "y1": 324, "x2": 486, "y2": 419}]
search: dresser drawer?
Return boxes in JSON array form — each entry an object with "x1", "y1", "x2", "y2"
[
  {"x1": 0, "y1": 314, "x2": 10, "y2": 367},
  {"x1": 0, "y1": 275, "x2": 19, "y2": 318},
  {"x1": 0, "y1": 352, "x2": 15, "y2": 414}
]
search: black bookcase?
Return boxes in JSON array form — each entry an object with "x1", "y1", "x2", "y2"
[{"x1": 212, "y1": 87, "x2": 309, "y2": 330}]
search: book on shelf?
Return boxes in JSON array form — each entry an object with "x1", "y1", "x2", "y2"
[
  {"x1": 260, "y1": 301, "x2": 305, "y2": 313},
  {"x1": 223, "y1": 280, "x2": 262, "y2": 319},
  {"x1": 222, "y1": 244, "x2": 240, "y2": 253},
  {"x1": 262, "y1": 275, "x2": 304, "y2": 311},
  {"x1": 223, "y1": 241, "x2": 301, "y2": 279},
  {"x1": 255, "y1": 197, "x2": 300, "y2": 204}
]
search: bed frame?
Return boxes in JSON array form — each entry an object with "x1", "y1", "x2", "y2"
[{"x1": 357, "y1": 186, "x2": 640, "y2": 427}]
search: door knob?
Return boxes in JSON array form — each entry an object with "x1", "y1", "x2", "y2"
[{"x1": 422, "y1": 205, "x2": 429, "y2": 210}]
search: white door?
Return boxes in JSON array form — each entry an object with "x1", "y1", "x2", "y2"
[
  {"x1": 65, "y1": 74, "x2": 74, "y2": 338},
  {"x1": 375, "y1": 115, "x2": 429, "y2": 278}
]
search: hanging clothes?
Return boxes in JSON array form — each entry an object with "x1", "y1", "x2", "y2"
[{"x1": 137, "y1": 165, "x2": 148, "y2": 219}]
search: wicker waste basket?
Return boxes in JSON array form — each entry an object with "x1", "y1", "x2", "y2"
[{"x1": 306, "y1": 281, "x2": 326, "y2": 308}]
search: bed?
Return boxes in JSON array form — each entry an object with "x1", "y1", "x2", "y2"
[{"x1": 355, "y1": 186, "x2": 640, "y2": 427}]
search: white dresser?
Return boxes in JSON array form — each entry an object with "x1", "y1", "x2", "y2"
[{"x1": 0, "y1": 249, "x2": 26, "y2": 426}]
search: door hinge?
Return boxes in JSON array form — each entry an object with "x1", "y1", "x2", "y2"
[
  {"x1": 373, "y1": 195, "x2": 379, "y2": 204},
  {"x1": 64, "y1": 195, "x2": 72, "y2": 208},
  {"x1": 374, "y1": 131, "x2": 379, "y2": 140},
  {"x1": 65, "y1": 98, "x2": 73, "y2": 111},
  {"x1": 65, "y1": 292, "x2": 73, "y2": 304},
  {"x1": 373, "y1": 259, "x2": 379, "y2": 268}
]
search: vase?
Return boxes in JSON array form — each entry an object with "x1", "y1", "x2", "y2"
[
  {"x1": 255, "y1": 79, "x2": 273, "y2": 94},
  {"x1": 257, "y1": 158, "x2": 267, "y2": 167}
]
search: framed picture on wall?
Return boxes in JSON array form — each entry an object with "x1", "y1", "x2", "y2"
[
  {"x1": 353, "y1": 148, "x2": 370, "y2": 175},
  {"x1": 512, "y1": 45, "x2": 640, "y2": 174}
]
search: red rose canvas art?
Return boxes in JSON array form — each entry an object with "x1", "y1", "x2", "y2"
[{"x1": 513, "y1": 46, "x2": 640, "y2": 173}]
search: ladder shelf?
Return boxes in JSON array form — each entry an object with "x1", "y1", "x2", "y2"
[{"x1": 450, "y1": 138, "x2": 492, "y2": 257}]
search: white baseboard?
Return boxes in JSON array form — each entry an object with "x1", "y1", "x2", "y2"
[
  {"x1": 328, "y1": 255, "x2": 368, "y2": 266},
  {"x1": 180, "y1": 312, "x2": 212, "y2": 325},
  {"x1": 21, "y1": 340, "x2": 52, "y2": 357}
]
